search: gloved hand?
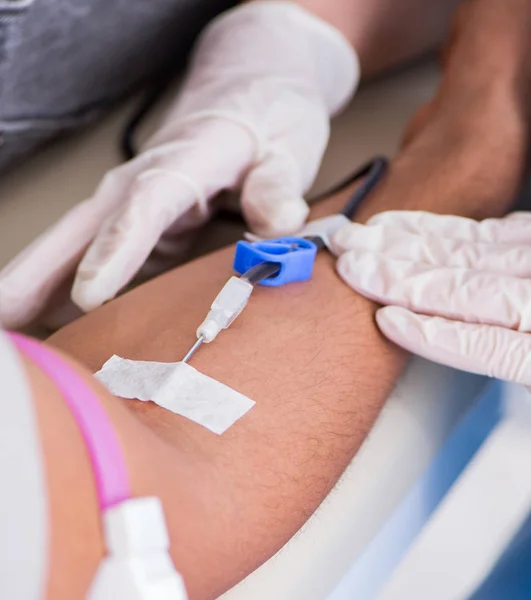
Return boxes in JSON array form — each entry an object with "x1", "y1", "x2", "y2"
[
  {"x1": 0, "y1": 1, "x2": 358, "y2": 327},
  {"x1": 331, "y1": 210, "x2": 531, "y2": 386}
]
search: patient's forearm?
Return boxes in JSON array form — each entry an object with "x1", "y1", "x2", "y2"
[
  {"x1": 50, "y1": 190, "x2": 406, "y2": 599},
  {"x1": 47, "y1": 163, "x2": 513, "y2": 600}
]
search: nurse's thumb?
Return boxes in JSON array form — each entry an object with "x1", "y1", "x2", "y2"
[{"x1": 240, "y1": 147, "x2": 310, "y2": 238}]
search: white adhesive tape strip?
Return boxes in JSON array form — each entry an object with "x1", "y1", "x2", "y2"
[{"x1": 94, "y1": 355, "x2": 255, "y2": 434}]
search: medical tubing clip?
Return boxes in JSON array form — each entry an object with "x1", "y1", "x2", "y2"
[{"x1": 233, "y1": 237, "x2": 318, "y2": 287}]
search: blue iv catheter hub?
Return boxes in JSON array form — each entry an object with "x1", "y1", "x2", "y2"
[{"x1": 233, "y1": 237, "x2": 318, "y2": 287}]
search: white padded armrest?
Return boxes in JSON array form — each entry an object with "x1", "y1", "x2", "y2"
[{"x1": 220, "y1": 358, "x2": 487, "y2": 600}]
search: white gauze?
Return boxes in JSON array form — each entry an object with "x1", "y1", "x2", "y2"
[{"x1": 94, "y1": 355, "x2": 254, "y2": 434}]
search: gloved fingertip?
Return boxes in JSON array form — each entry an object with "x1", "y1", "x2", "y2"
[
  {"x1": 364, "y1": 213, "x2": 389, "y2": 227},
  {"x1": 504, "y1": 211, "x2": 531, "y2": 222},
  {"x1": 335, "y1": 250, "x2": 360, "y2": 289},
  {"x1": 366, "y1": 210, "x2": 410, "y2": 227},
  {"x1": 329, "y1": 222, "x2": 361, "y2": 255},
  {"x1": 376, "y1": 305, "x2": 412, "y2": 329},
  {"x1": 71, "y1": 274, "x2": 112, "y2": 313},
  {"x1": 335, "y1": 248, "x2": 371, "y2": 287},
  {"x1": 246, "y1": 196, "x2": 310, "y2": 238},
  {"x1": 70, "y1": 204, "x2": 161, "y2": 313},
  {"x1": 376, "y1": 306, "x2": 425, "y2": 349}
]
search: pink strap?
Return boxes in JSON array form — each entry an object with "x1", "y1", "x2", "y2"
[{"x1": 9, "y1": 333, "x2": 130, "y2": 509}]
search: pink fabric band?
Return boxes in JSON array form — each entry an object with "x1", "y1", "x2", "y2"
[{"x1": 9, "y1": 333, "x2": 130, "y2": 510}]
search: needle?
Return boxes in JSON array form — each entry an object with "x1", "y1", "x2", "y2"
[{"x1": 182, "y1": 335, "x2": 205, "y2": 364}]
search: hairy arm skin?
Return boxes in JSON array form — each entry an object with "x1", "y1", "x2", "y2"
[{"x1": 46, "y1": 189, "x2": 405, "y2": 600}]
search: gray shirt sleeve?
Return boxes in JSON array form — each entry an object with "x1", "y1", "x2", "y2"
[{"x1": 0, "y1": 0, "x2": 236, "y2": 171}]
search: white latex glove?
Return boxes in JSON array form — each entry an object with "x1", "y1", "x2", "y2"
[
  {"x1": 0, "y1": 1, "x2": 358, "y2": 327},
  {"x1": 331, "y1": 210, "x2": 531, "y2": 386}
]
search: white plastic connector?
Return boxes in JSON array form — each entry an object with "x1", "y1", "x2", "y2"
[
  {"x1": 244, "y1": 214, "x2": 351, "y2": 251},
  {"x1": 88, "y1": 497, "x2": 188, "y2": 600},
  {"x1": 296, "y1": 214, "x2": 351, "y2": 249},
  {"x1": 197, "y1": 276, "x2": 253, "y2": 343}
]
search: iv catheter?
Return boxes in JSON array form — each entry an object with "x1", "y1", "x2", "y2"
[{"x1": 181, "y1": 157, "x2": 388, "y2": 363}]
